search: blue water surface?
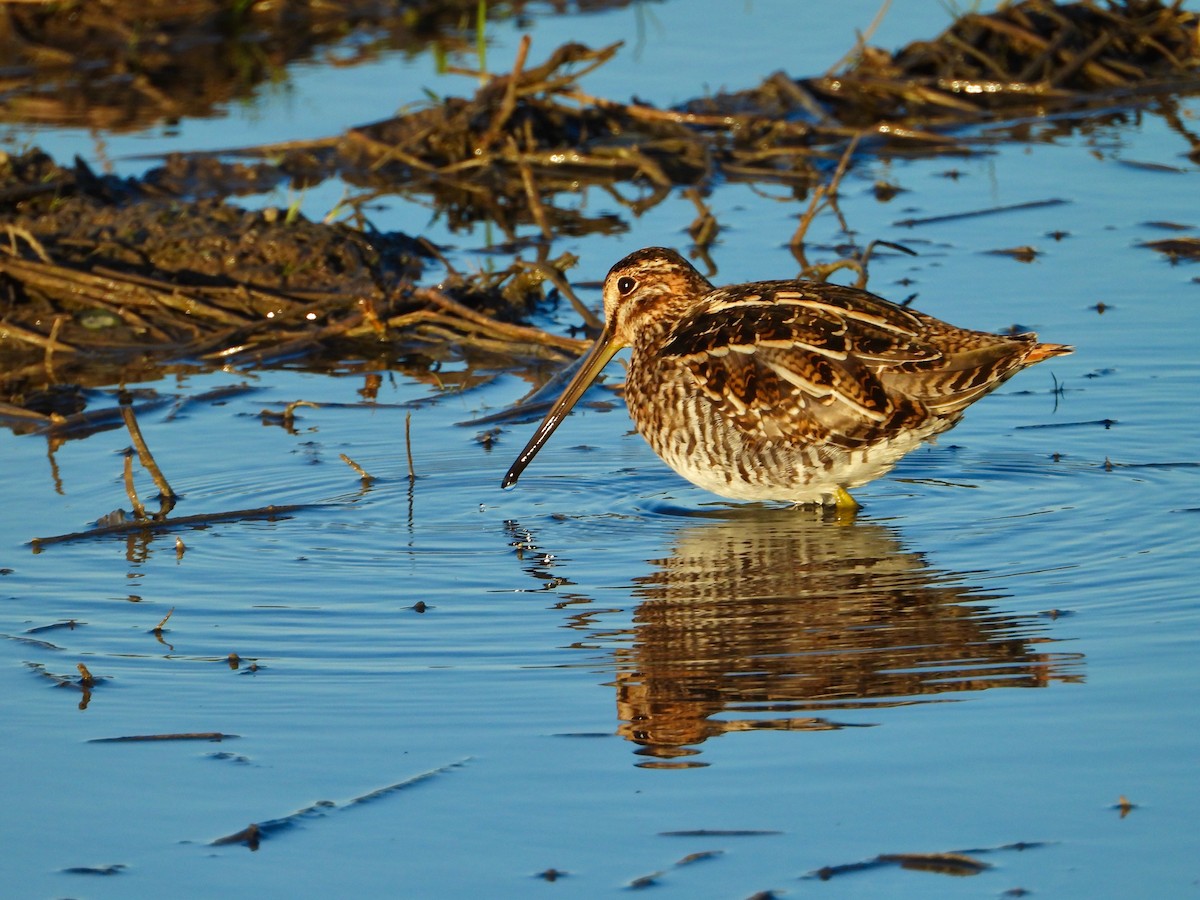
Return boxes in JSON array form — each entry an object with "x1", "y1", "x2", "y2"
[{"x1": 2, "y1": 2, "x2": 1199, "y2": 897}]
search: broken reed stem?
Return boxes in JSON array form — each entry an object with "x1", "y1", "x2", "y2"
[
  {"x1": 339, "y1": 453, "x2": 374, "y2": 484},
  {"x1": 3, "y1": 224, "x2": 53, "y2": 262},
  {"x1": 684, "y1": 187, "x2": 718, "y2": 249},
  {"x1": 119, "y1": 392, "x2": 176, "y2": 501},
  {"x1": 478, "y1": 33, "x2": 532, "y2": 152},
  {"x1": 123, "y1": 449, "x2": 147, "y2": 521},
  {"x1": 416, "y1": 287, "x2": 589, "y2": 353},
  {"x1": 517, "y1": 148, "x2": 554, "y2": 242},
  {"x1": 828, "y1": 131, "x2": 862, "y2": 212},
  {"x1": 545, "y1": 267, "x2": 599, "y2": 330},
  {"x1": 850, "y1": 238, "x2": 917, "y2": 288},
  {"x1": 0, "y1": 316, "x2": 77, "y2": 354},
  {"x1": 791, "y1": 132, "x2": 863, "y2": 249},
  {"x1": 405, "y1": 412, "x2": 415, "y2": 481},
  {"x1": 283, "y1": 399, "x2": 318, "y2": 427},
  {"x1": 44, "y1": 315, "x2": 65, "y2": 374},
  {"x1": 824, "y1": 0, "x2": 893, "y2": 76},
  {"x1": 153, "y1": 607, "x2": 174, "y2": 633}
]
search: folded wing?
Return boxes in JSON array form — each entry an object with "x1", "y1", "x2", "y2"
[{"x1": 661, "y1": 281, "x2": 1049, "y2": 450}]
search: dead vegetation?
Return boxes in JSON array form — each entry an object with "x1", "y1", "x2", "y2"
[
  {"x1": 0, "y1": 148, "x2": 587, "y2": 416},
  {"x1": 1, "y1": 1, "x2": 1198, "y2": 419},
  {"x1": 203, "y1": 0, "x2": 1199, "y2": 235},
  {"x1": 701, "y1": 0, "x2": 1200, "y2": 128},
  {"x1": 0, "y1": 0, "x2": 637, "y2": 130}
]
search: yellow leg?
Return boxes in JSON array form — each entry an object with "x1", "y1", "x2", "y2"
[{"x1": 833, "y1": 487, "x2": 860, "y2": 509}]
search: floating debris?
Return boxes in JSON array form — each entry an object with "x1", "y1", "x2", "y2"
[
  {"x1": 811, "y1": 851, "x2": 991, "y2": 880},
  {"x1": 76, "y1": 662, "x2": 96, "y2": 688},
  {"x1": 88, "y1": 732, "x2": 237, "y2": 743},
  {"x1": 987, "y1": 245, "x2": 1042, "y2": 262},
  {"x1": 30, "y1": 503, "x2": 321, "y2": 547},
  {"x1": 62, "y1": 863, "x2": 126, "y2": 876},
  {"x1": 1142, "y1": 236, "x2": 1200, "y2": 262},
  {"x1": 209, "y1": 758, "x2": 471, "y2": 850},
  {"x1": 893, "y1": 198, "x2": 1069, "y2": 228}
]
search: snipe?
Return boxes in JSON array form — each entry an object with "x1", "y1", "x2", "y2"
[{"x1": 502, "y1": 247, "x2": 1072, "y2": 506}]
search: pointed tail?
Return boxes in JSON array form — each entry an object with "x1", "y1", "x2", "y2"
[{"x1": 1024, "y1": 341, "x2": 1074, "y2": 364}]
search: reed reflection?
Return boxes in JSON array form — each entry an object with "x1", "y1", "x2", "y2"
[{"x1": 608, "y1": 509, "x2": 1082, "y2": 767}]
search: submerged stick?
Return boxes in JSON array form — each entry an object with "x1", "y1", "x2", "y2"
[
  {"x1": 89, "y1": 732, "x2": 236, "y2": 743},
  {"x1": 893, "y1": 197, "x2": 1068, "y2": 227},
  {"x1": 29, "y1": 503, "x2": 319, "y2": 547}
]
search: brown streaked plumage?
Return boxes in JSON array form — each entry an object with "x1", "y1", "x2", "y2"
[{"x1": 502, "y1": 247, "x2": 1072, "y2": 505}]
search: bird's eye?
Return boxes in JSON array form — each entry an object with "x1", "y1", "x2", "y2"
[{"x1": 617, "y1": 276, "x2": 637, "y2": 296}]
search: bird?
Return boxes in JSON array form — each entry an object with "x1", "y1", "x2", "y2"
[{"x1": 502, "y1": 247, "x2": 1072, "y2": 506}]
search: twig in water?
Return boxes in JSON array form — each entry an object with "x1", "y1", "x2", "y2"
[
  {"x1": 30, "y1": 503, "x2": 319, "y2": 547},
  {"x1": 892, "y1": 198, "x2": 1068, "y2": 228},
  {"x1": 791, "y1": 133, "x2": 862, "y2": 250},
  {"x1": 517, "y1": 144, "x2": 554, "y2": 242},
  {"x1": 123, "y1": 449, "x2": 147, "y2": 521},
  {"x1": 260, "y1": 400, "x2": 319, "y2": 431},
  {"x1": 89, "y1": 732, "x2": 236, "y2": 743},
  {"x1": 153, "y1": 607, "x2": 175, "y2": 633},
  {"x1": 684, "y1": 188, "x2": 718, "y2": 250},
  {"x1": 847, "y1": 238, "x2": 919, "y2": 287},
  {"x1": 340, "y1": 453, "x2": 374, "y2": 484},
  {"x1": 405, "y1": 412, "x2": 415, "y2": 481},
  {"x1": 283, "y1": 400, "x2": 318, "y2": 428},
  {"x1": 120, "y1": 391, "x2": 176, "y2": 501}
]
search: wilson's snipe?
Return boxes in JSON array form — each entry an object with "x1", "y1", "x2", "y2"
[{"x1": 502, "y1": 247, "x2": 1072, "y2": 506}]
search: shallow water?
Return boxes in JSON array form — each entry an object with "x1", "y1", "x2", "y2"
[{"x1": 3, "y1": 2, "x2": 1200, "y2": 897}]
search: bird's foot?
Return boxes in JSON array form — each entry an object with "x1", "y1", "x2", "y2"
[{"x1": 833, "y1": 487, "x2": 860, "y2": 510}]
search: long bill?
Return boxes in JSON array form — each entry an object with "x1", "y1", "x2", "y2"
[{"x1": 501, "y1": 326, "x2": 622, "y2": 489}]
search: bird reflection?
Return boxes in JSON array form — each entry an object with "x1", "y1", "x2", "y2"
[
  {"x1": 506, "y1": 509, "x2": 1083, "y2": 767},
  {"x1": 612, "y1": 509, "x2": 1081, "y2": 766}
]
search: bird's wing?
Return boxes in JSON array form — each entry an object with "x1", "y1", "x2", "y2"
[
  {"x1": 660, "y1": 282, "x2": 943, "y2": 448},
  {"x1": 879, "y1": 309, "x2": 1053, "y2": 414}
]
